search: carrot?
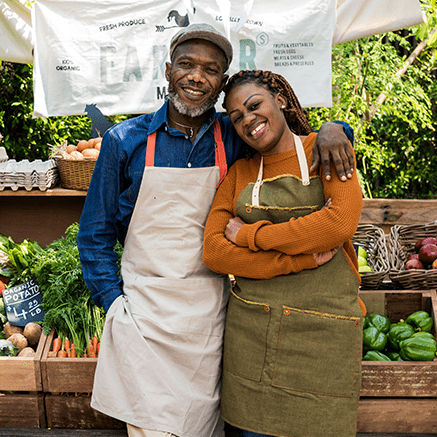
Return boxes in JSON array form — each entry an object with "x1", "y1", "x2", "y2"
[
  {"x1": 64, "y1": 337, "x2": 71, "y2": 357},
  {"x1": 57, "y1": 349, "x2": 67, "y2": 358},
  {"x1": 70, "y1": 343, "x2": 77, "y2": 358},
  {"x1": 91, "y1": 336, "x2": 98, "y2": 352},
  {"x1": 96, "y1": 342, "x2": 101, "y2": 357},
  {"x1": 86, "y1": 342, "x2": 96, "y2": 358},
  {"x1": 52, "y1": 337, "x2": 62, "y2": 354},
  {"x1": 83, "y1": 353, "x2": 87, "y2": 358}
]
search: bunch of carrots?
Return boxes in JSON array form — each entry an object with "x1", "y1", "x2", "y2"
[{"x1": 51, "y1": 331, "x2": 101, "y2": 358}]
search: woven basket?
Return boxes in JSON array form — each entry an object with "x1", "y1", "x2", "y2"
[
  {"x1": 388, "y1": 221, "x2": 437, "y2": 289},
  {"x1": 55, "y1": 158, "x2": 96, "y2": 191},
  {"x1": 352, "y1": 224, "x2": 390, "y2": 289}
]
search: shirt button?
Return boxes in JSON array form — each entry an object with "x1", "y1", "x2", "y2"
[
  {"x1": 185, "y1": 135, "x2": 189, "y2": 139},
  {"x1": 187, "y1": 162, "x2": 192, "y2": 168}
]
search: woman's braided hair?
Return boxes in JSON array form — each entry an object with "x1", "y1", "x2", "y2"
[{"x1": 223, "y1": 70, "x2": 313, "y2": 137}]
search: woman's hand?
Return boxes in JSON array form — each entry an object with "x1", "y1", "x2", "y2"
[
  {"x1": 310, "y1": 122, "x2": 354, "y2": 182},
  {"x1": 225, "y1": 217, "x2": 246, "y2": 244},
  {"x1": 313, "y1": 245, "x2": 343, "y2": 266}
]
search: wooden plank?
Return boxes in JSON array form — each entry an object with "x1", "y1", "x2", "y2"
[
  {"x1": 0, "y1": 393, "x2": 46, "y2": 428},
  {"x1": 0, "y1": 331, "x2": 47, "y2": 391},
  {"x1": 361, "y1": 361, "x2": 437, "y2": 396},
  {"x1": 360, "y1": 199, "x2": 437, "y2": 230},
  {"x1": 41, "y1": 329, "x2": 97, "y2": 393},
  {"x1": 45, "y1": 393, "x2": 125, "y2": 429},
  {"x1": 357, "y1": 398, "x2": 437, "y2": 433}
]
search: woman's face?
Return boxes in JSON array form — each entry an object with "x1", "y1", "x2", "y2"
[{"x1": 225, "y1": 82, "x2": 293, "y2": 156}]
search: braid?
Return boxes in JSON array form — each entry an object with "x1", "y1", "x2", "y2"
[{"x1": 223, "y1": 70, "x2": 313, "y2": 136}]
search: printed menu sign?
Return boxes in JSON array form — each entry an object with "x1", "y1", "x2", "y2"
[{"x1": 3, "y1": 278, "x2": 45, "y2": 326}]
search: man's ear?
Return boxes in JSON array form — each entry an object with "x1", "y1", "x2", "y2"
[
  {"x1": 165, "y1": 62, "x2": 172, "y2": 81},
  {"x1": 219, "y1": 74, "x2": 229, "y2": 93}
]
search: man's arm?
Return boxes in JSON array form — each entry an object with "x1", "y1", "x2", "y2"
[
  {"x1": 310, "y1": 121, "x2": 355, "y2": 181},
  {"x1": 77, "y1": 131, "x2": 124, "y2": 313}
]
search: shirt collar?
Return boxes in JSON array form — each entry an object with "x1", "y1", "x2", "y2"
[{"x1": 148, "y1": 100, "x2": 218, "y2": 139}]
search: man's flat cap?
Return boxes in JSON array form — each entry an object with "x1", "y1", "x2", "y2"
[{"x1": 169, "y1": 23, "x2": 233, "y2": 70}]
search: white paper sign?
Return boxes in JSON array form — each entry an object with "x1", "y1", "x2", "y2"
[{"x1": 32, "y1": 0, "x2": 337, "y2": 116}]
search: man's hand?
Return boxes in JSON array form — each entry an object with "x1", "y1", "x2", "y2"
[
  {"x1": 310, "y1": 122, "x2": 354, "y2": 182},
  {"x1": 313, "y1": 245, "x2": 343, "y2": 266},
  {"x1": 225, "y1": 217, "x2": 245, "y2": 244}
]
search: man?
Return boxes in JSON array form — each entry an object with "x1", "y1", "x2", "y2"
[{"x1": 77, "y1": 23, "x2": 354, "y2": 437}]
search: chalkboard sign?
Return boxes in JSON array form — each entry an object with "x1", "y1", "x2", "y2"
[{"x1": 2, "y1": 278, "x2": 45, "y2": 327}]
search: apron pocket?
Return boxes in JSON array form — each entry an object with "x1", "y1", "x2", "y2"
[
  {"x1": 223, "y1": 289, "x2": 271, "y2": 381},
  {"x1": 272, "y1": 306, "x2": 361, "y2": 397}
]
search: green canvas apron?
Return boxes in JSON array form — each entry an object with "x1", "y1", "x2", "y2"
[{"x1": 221, "y1": 135, "x2": 362, "y2": 437}]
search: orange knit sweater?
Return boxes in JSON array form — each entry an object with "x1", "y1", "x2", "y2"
[{"x1": 203, "y1": 132, "x2": 363, "y2": 283}]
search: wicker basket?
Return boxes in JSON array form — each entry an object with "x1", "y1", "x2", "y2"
[
  {"x1": 388, "y1": 221, "x2": 437, "y2": 289},
  {"x1": 352, "y1": 224, "x2": 390, "y2": 289},
  {"x1": 55, "y1": 158, "x2": 96, "y2": 191}
]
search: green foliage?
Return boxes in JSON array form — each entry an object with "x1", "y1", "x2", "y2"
[
  {"x1": 308, "y1": 0, "x2": 437, "y2": 198},
  {"x1": 0, "y1": 62, "x2": 92, "y2": 161}
]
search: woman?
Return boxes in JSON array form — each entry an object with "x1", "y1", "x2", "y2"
[{"x1": 203, "y1": 70, "x2": 366, "y2": 437}]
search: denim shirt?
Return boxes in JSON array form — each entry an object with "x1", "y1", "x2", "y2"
[
  {"x1": 77, "y1": 99, "x2": 354, "y2": 312},
  {"x1": 77, "y1": 101, "x2": 244, "y2": 312}
]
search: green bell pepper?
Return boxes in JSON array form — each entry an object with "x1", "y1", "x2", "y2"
[
  {"x1": 387, "y1": 321, "x2": 415, "y2": 350},
  {"x1": 362, "y1": 350, "x2": 391, "y2": 361},
  {"x1": 363, "y1": 316, "x2": 370, "y2": 330},
  {"x1": 386, "y1": 351, "x2": 402, "y2": 361},
  {"x1": 399, "y1": 335, "x2": 437, "y2": 361},
  {"x1": 411, "y1": 331, "x2": 435, "y2": 340},
  {"x1": 367, "y1": 313, "x2": 391, "y2": 333},
  {"x1": 363, "y1": 326, "x2": 388, "y2": 352},
  {"x1": 405, "y1": 310, "x2": 434, "y2": 333}
]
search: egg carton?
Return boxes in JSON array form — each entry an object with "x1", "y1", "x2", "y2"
[{"x1": 0, "y1": 159, "x2": 59, "y2": 191}]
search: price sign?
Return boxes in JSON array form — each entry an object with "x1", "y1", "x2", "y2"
[{"x1": 2, "y1": 278, "x2": 45, "y2": 327}]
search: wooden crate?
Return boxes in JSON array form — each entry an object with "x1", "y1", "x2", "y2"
[
  {"x1": 45, "y1": 393, "x2": 126, "y2": 430},
  {"x1": 0, "y1": 330, "x2": 47, "y2": 391},
  {"x1": 41, "y1": 328, "x2": 97, "y2": 393},
  {"x1": 0, "y1": 392, "x2": 46, "y2": 428},
  {"x1": 357, "y1": 289, "x2": 437, "y2": 434}
]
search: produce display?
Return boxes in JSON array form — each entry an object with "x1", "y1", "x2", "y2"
[
  {"x1": 357, "y1": 246, "x2": 373, "y2": 273},
  {"x1": 0, "y1": 321, "x2": 42, "y2": 357},
  {"x1": 405, "y1": 236, "x2": 437, "y2": 270},
  {"x1": 51, "y1": 138, "x2": 102, "y2": 161},
  {"x1": 0, "y1": 224, "x2": 123, "y2": 359},
  {"x1": 362, "y1": 310, "x2": 437, "y2": 361}
]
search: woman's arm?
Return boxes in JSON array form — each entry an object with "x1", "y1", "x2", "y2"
[
  {"x1": 234, "y1": 142, "x2": 363, "y2": 256},
  {"x1": 203, "y1": 166, "x2": 319, "y2": 278}
]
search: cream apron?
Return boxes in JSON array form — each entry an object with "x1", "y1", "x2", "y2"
[
  {"x1": 91, "y1": 121, "x2": 230, "y2": 437},
  {"x1": 221, "y1": 135, "x2": 363, "y2": 437}
]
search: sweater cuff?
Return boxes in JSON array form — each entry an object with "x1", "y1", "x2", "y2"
[
  {"x1": 294, "y1": 254, "x2": 318, "y2": 272},
  {"x1": 236, "y1": 220, "x2": 271, "y2": 251}
]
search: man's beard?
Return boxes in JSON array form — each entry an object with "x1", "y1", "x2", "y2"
[{"x1": 167, "y1": 90, "x2": 218, "y2": 118}]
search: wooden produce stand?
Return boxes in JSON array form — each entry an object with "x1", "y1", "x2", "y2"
[
  {"x1": 357, "y1": 289, "x2": 437, "y2": 434},
  {"x1": 41, "y1": 329, "x2": 125, "y2": 430},
  {"x1": 0, "y1": 331, "x2": 48, "y2": 428}
]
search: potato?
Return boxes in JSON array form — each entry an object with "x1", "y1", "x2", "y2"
[
  {"x1": 18, "y1": 347, "x2": 36, "y2": 357},
  {"x1": 69, "y1": 151, "x2": 85, "y2": 160},
  {"x1": 82, "y1": 148, "x2": 100, "y2": 160},
  {"x1": 23, "y1": 322, "x2": 42, "y2": 348},
  {"x1": 77, "y1": 139, "x2": 91, "y2": 152},
  {"x1": 8, "y1": 333, "x2": 28, "y2": 353},
  {"x1": 3, "y1": 321, "x2": 24, "y2": 339}
]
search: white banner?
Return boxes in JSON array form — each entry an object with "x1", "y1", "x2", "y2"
[{"x1": 32, "y1": 0, "x2": 337, "y2": 116}]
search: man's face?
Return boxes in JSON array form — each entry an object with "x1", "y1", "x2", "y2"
[{"x1": 165, "y1": 39, "x2": 228, "y2": 117}]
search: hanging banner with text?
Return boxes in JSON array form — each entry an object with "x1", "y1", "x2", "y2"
[{"x1": 32, "y1": 0, "x2": 336, "y2": 116}]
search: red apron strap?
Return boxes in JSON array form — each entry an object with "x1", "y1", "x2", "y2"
[
  {"x1": 145, "y1": 131, "x2": 156, "y2": 167},
  {"x1": 213, "y1": 119, "x2": 227, "y2": 188},
  {"x1": 145, "y1": 122, "x2": 227, "y2": 188}
]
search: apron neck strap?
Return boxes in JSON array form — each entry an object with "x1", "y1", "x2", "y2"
[
  {"x1": 251, "y1": 134, "x2": 310, "y2": 206},
  {"x1": 145, "y1": 119, "x2": 228, "y2": 189}
]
